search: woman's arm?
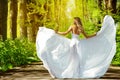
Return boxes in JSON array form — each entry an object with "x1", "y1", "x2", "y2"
[
  {"x1": 87, "y1": 33, "x2": 97, "y2": 38},
  {"x1": 81, "y1": 27, "x2": 96, "y2": 38},
  {"x1": 56, "y1": 26, "x2": 72, "y2": 35},
  {"x1": 81, "y1": 29, "x2": 89, "y2": 38}
]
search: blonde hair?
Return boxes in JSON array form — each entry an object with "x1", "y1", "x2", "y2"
[
  {"x1": 74, "y1": 17, "x2": 83, "y2": 31},
  {"x1": 74, "y1": 17, "x2": 82, "y2": 26}
]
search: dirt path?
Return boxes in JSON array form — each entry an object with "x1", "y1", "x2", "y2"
[{"x1": 0, "y1": 62, "x2": 120, "y2": 80}]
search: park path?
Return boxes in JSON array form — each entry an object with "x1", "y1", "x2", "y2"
[{"x1": 0, "y1": 62, "x2": 120, "y2": 80}]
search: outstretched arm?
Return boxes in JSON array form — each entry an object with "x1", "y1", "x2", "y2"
[
  {"x1": 81, "y1": 29, "x2": 89, "y2": 38},
  {"x1": 81, "y1": 28, "x2": 96, "y2": 38},
  {"x1": 56, "y1": 26, "x2": 72, "y2": 35},
  {"x1": 88, "y1": 33, "x2": 97, "y2": 38}
]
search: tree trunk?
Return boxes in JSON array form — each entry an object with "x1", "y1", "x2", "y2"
[
  {"x1": 54, "y1": 0, "x2": 60, "y2": 30},
  {"x1": 27, "y1": 14, "x2": 35, "y2": 42},
  {"x1": 110, "y1": 0, "x2": 117, "y2": 13},
  {"x1": 18, "y1": 0, "x2": 27, "y2": 38},
  {"x1": 97, "y1": 0, "x2": 103, "y2": 26},
  {"x1": 82, "y1": 0, "x2": 85, "y2": 18},
  {"x1": 27, "y1": 26, "x2": 33, "y2": 42},
  {"x1": 0, "y1": 1, "x2": 2, "y2": 38},
  {"x1": 105, "y1": 0, "x2": 109, "y2": 10},
  {"x1": 104, "y1": 0, "x2": 117, "y2": 13},
  {"x1": 98, "y1": 0, "x2": 103, "y2": 10},
  {"x1": 0, "y1": 0, "x2": 8, "y2": 40},
  {"x1": 9, "y1": 0, "x2": 18, "y2": 39}
]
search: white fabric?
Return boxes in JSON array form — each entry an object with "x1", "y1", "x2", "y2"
[{"x1": 36, "y1": 15, "x2": 116, "y2": 78}]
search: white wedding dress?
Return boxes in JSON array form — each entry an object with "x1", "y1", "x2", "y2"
[{"x1": 36, "y1": 15, "x2": 116, "y2": 78}]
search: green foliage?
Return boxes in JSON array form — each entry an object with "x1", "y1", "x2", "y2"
[
  {"x1": 0, "y1": 39, "x2": 38, "y2": 71},
  {"x1": 112, "y1": 23, "x2": 120, "y2": 66},
  {"x1": 112, "y1": 43, "x2": 120, "y2": 66}
]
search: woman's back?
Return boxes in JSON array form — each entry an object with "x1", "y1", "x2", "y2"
[{"x1": 71, "y1": 24, "x2": 81, "y2": 35}]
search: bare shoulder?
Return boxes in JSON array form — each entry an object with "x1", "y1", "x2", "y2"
[{"x1": 70, "y1": 24, "x2": 76, "y2": 28}]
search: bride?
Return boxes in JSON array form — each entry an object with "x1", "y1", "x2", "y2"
[
  {"x1": 36, "y1": 15, "x2": 116, "y2": 78},
  {"x1": 56, "y1": 17, "x2": 96, "y2": 37}
]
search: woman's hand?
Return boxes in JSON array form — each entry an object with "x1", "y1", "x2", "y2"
[
  {"x1": 55, "y1": 26, "x2": 72, "y2": 35},
  {"x1": 54, "y1": 25, "x2": 59, "y2": 33},
  {"x1": 86, "y1": 33, "x2": 97, "y2": 39},
  {"x1": 55, "y1": 29, "x2": 58, "y2": 33}
]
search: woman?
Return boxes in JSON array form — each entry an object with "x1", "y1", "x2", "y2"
[
  {"x1": 36, "y1": 15, "x2": 116, "y2": 78},
  {"x1": 56, "y1": 17, "x2": 96, "y2": 38}
]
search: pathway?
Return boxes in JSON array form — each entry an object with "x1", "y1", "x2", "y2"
[{"x1": 0, "y1": 62, "x2": 120, "y2": 80}]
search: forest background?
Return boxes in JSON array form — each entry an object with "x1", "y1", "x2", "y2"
[{"x1": 0, "y1": 0, "x2": 120, "y2": 71}]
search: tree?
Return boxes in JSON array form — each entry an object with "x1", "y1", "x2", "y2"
[
  {"x1": 26, "y1": 0, "x2": 44, "y2": 42},
  {"x1": 104, "y1": 0, "x2": 117, "y2": 13},
  {"x1": 0, "y1": 1, "x2": 2, "y2": 38},
  {"x1": 8, "y1": 0, "x2": 18, "y2": 39},
  {"x1": 110, "y1": 0, "x2": 117, "y2": 13},
  {"x1": 0, "y1": 0, "x2": 8, "y2": 40},
  {"x1": 98, "y1": 0, "x2": 103, "y2": 10},
  {"x1": 27, "y1": 14, "x2": 36, "y2": 42},
  {"x1": 18, "y1": 0, "x2": 27, "y2": 38}
]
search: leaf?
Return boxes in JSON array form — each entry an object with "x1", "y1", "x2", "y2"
[{"x1": 8, "y1": 63, "x2": 13, "y2": 69}]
